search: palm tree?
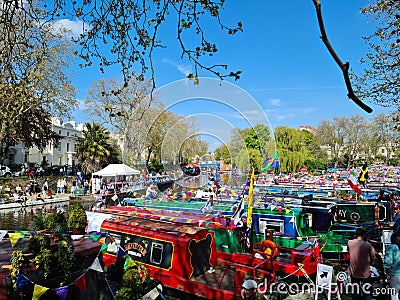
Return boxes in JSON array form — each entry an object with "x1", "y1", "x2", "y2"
[{"x1": 76, "y1": 123, "x2": 116, "y2": 174}]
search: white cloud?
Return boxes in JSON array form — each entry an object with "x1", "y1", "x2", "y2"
[
  {"x1": 52, "y1": 19, "x2": 87, "y2": 37},
  {"x1": 162, "y1": 58, "x2": 193, "y2": 76},
  {"x1": 269, "y1": 99, "x2": 281, "y2": 106}
]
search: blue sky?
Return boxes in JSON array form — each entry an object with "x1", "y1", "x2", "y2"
[{"x1": 69, "y1": 0, "x2": 391, "y2": 148}]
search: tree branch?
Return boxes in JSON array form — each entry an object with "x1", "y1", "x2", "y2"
[{"x1": 312, "y1": 0, "x2": 373, "y2": 113}]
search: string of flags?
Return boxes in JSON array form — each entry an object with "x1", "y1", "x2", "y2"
[{"x1": 0, "y1": 230, "x2": 133, "y2": 300}]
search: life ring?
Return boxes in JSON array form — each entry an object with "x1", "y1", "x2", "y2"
[
  {"x1": 350, "y1": 212, "x2": 361, "y2": 222},
  {"x1": 259, "y1": 240, "x2": 279, "y2": 259}
]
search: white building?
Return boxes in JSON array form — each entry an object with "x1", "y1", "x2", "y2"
[
  {"x1": 28, "y1": 117, "x2": 85, "y2": 166},
  {"x1": 4, "y1": 117, "x2": 85, "y2": 167}
]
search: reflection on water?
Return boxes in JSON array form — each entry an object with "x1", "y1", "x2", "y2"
[{"x1": 0, "y1": 200, "x2": 93, "y2": 231}]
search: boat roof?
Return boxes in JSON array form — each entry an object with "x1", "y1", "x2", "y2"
[{"x1": 101, "y1": 214, "x2": 206, "y2": 236}]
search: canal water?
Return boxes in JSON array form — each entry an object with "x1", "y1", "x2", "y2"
[{"x1": 0, "y1": 199, "x2": 94, "y2": 231}]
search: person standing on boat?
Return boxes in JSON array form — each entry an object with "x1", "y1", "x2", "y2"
[
  {"x1": 393, "y1": 205, "x2": 400, "y2": 235},
  {"x1": 383, "y1": 231, "x2": 400, "y2": 300},
  {"x1": 347, "y1": 227, "x2": 377, "y2": 300},
  {"x1": 358, "y1": 162, "x2": 369, "y2": 188}
]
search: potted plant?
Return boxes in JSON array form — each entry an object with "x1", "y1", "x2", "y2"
[{"x1": 67, "y1": 202, "x2": 87, "y2": 234}]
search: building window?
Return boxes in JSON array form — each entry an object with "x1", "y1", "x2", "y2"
[
  {"x1": 381, "y1": 149, "x2": 385, "y2": 154},
  {"x1": 59, "y1": 130, "x2": 61, "y2": 135},
  {"x1": 59, "y1": 157, "x2": 62, "y2": 165},
  {"x1": 67, "y1": 143, "x2": 70, "y2": 152},
  {"x1": 42, "y1": 156, "x2": 47, "y2": 164},
  {"x1": 24, "y1": 153, "x2": 28, "y2": 163},
  {"x1": 74, "y1": 144, "x2": 77, "y2": 152},
  {"x1": 58, "y1": 144, "x2": 61, "y2": 151},
  {"x1": 67, "y1": 132, "x2": 70, "y2": 136}
]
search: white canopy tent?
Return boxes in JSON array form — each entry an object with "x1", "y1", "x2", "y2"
[
  {"x1": 92, "y1": 164, "x2": 140, "y2": 193},
  {"x1": 92, "y1": 163, "x2": 140, "y2": 177}
]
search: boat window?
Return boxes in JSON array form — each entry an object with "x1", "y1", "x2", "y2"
[
  {"x1": 259, "y1": 218, "x2": 284, "y2": 236},
  {"x1": 150, "y1": 243, "x2": 163, "y2": 264},
  {"x1": 304, "y1": 213, "x2": 313, "y2": 227}
]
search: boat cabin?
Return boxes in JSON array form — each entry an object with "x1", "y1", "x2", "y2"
[{"x1": 100, "y1": 215, "x2": 218, "y2": 280}]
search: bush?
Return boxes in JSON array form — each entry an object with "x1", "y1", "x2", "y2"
[
  {"x1": 44, "y1": 212, "x2": 68, "y2": 232},
  {"x1": 30, "y1": 215, "x2": 45, "y2": 231},
  {"x1": 115, "y1": 257, "x2": 149, "y2": 300},
  {"x1": 67, "y1": 202, "x2": 87, "y2": 230},
  {"x1": 28, "y1": 235, "x2": 75, "y2": 285}
]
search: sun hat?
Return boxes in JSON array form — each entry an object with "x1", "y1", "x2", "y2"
[{"x1": 242, "y1": 279, "x2": 257, "y2": 290}]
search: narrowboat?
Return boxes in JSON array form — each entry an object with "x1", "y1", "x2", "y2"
[
  {"x1": 98, "y1": 206, "x2": 321, "y2": 278},
  {"x1": 98, "y1": 214, "x2": 277, "y2": 299}
]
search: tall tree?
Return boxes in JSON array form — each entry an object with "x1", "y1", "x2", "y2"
[
  {"x1": 356, "y1": 1, "x2": 400, "y2": 110},
  {"x1": 372, "y1": 112, "x2": 400, "y2": 162},
  {"x1": 341, "y1": 115, "x2": 368, "y2": 168},
  {"x1": 76, "y1": 123, "x2": 118, "y2": 174},
  {"x1": 0, "y1": 0, "x2": 242, "y2": 90},
  {"x1": 315, "y1": 117, "x2": 347, "y2": 167},
  {"x1": 274, "y1": 126, "x2": 309, "y2": 173},
  {"x1": 0, "y1": 5, "x2": 77, "y2": 162},
  {"x1": 85, "y1": 76, "x2": 153, "y2": 162}
]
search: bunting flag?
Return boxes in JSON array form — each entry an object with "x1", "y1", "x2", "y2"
[
  {"x1": 55, "y1": 286, "x2": 70, "y2": 300},
  {"x1": 100, "y1": 243, "x2": 108, "y2": 253},
  {"x1": 245, "y1": 169, "x2": 255, "y2": 250},
  {"x1": 117, "y1": 246, "x2": 126, "y2": 259},
  {"x1": 89, "y1": 257, "x2": 104, "y2": 273},
  {"x1": 89, "y1": 234, "x2": 101, "y2": 241},
  {"x1": 107, "y1": 243, "x2": 118, "y2": 253},
  {"x1": 347, "y1": 175, "x2": 362, "y2": 195},
  {"x1": 10, "y1": 232, "x2": 120, "y2": 298},
  {"x1": 32, "y1": 284, "x2": 49, "y2": 300},
  {"x1": 0, "y1": 230, "x2": 7, "y2": 242},
  {"x1": 124, "y1": 256, "x2": 137, "y2": 270},
  {"x1": 73, "y1": 274, "x2": 87, "y2": 292},
  {"x1": 8, "y1": 232, "x2": 23, "y2": 247},
  {"x1": 16, "y1": 274, "x2": 30, "y2": 289}
]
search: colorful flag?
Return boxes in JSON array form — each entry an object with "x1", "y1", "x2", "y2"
[
  {"x1": 347, "y1": 176, "x2": 362, "y2": 195},
  {"x1": 245, "y1": 169, "x2": 255, "y2": 249},
  {"x1": 232, "y1": 194, "x2": 245, "y2": 227},
  {"x1": 271, "y1": 153, "x2": 280, "y2": 168},
  {"x1": 261, "y1": 157, "x2": 272, "y2": 171},
  {"x1": 261, "y1": 152, "x2": 279, "y2": 171}
]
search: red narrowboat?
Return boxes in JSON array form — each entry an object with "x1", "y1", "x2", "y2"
[{"x1": 100, "y1": 215, "x2": 276, "y2": 299}]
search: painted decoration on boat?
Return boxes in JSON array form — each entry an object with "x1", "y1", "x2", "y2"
[{"x1": 124, "y1": 235, "x2": 173, "y2": 270}]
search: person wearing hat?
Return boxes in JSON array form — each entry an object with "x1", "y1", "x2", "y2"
[
  {"x1": 393, "y1": 204, "x2": 400, "y2": 235},
  {"x1": 241, "y1": 279, "x2": 259, "y2": 300}
]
